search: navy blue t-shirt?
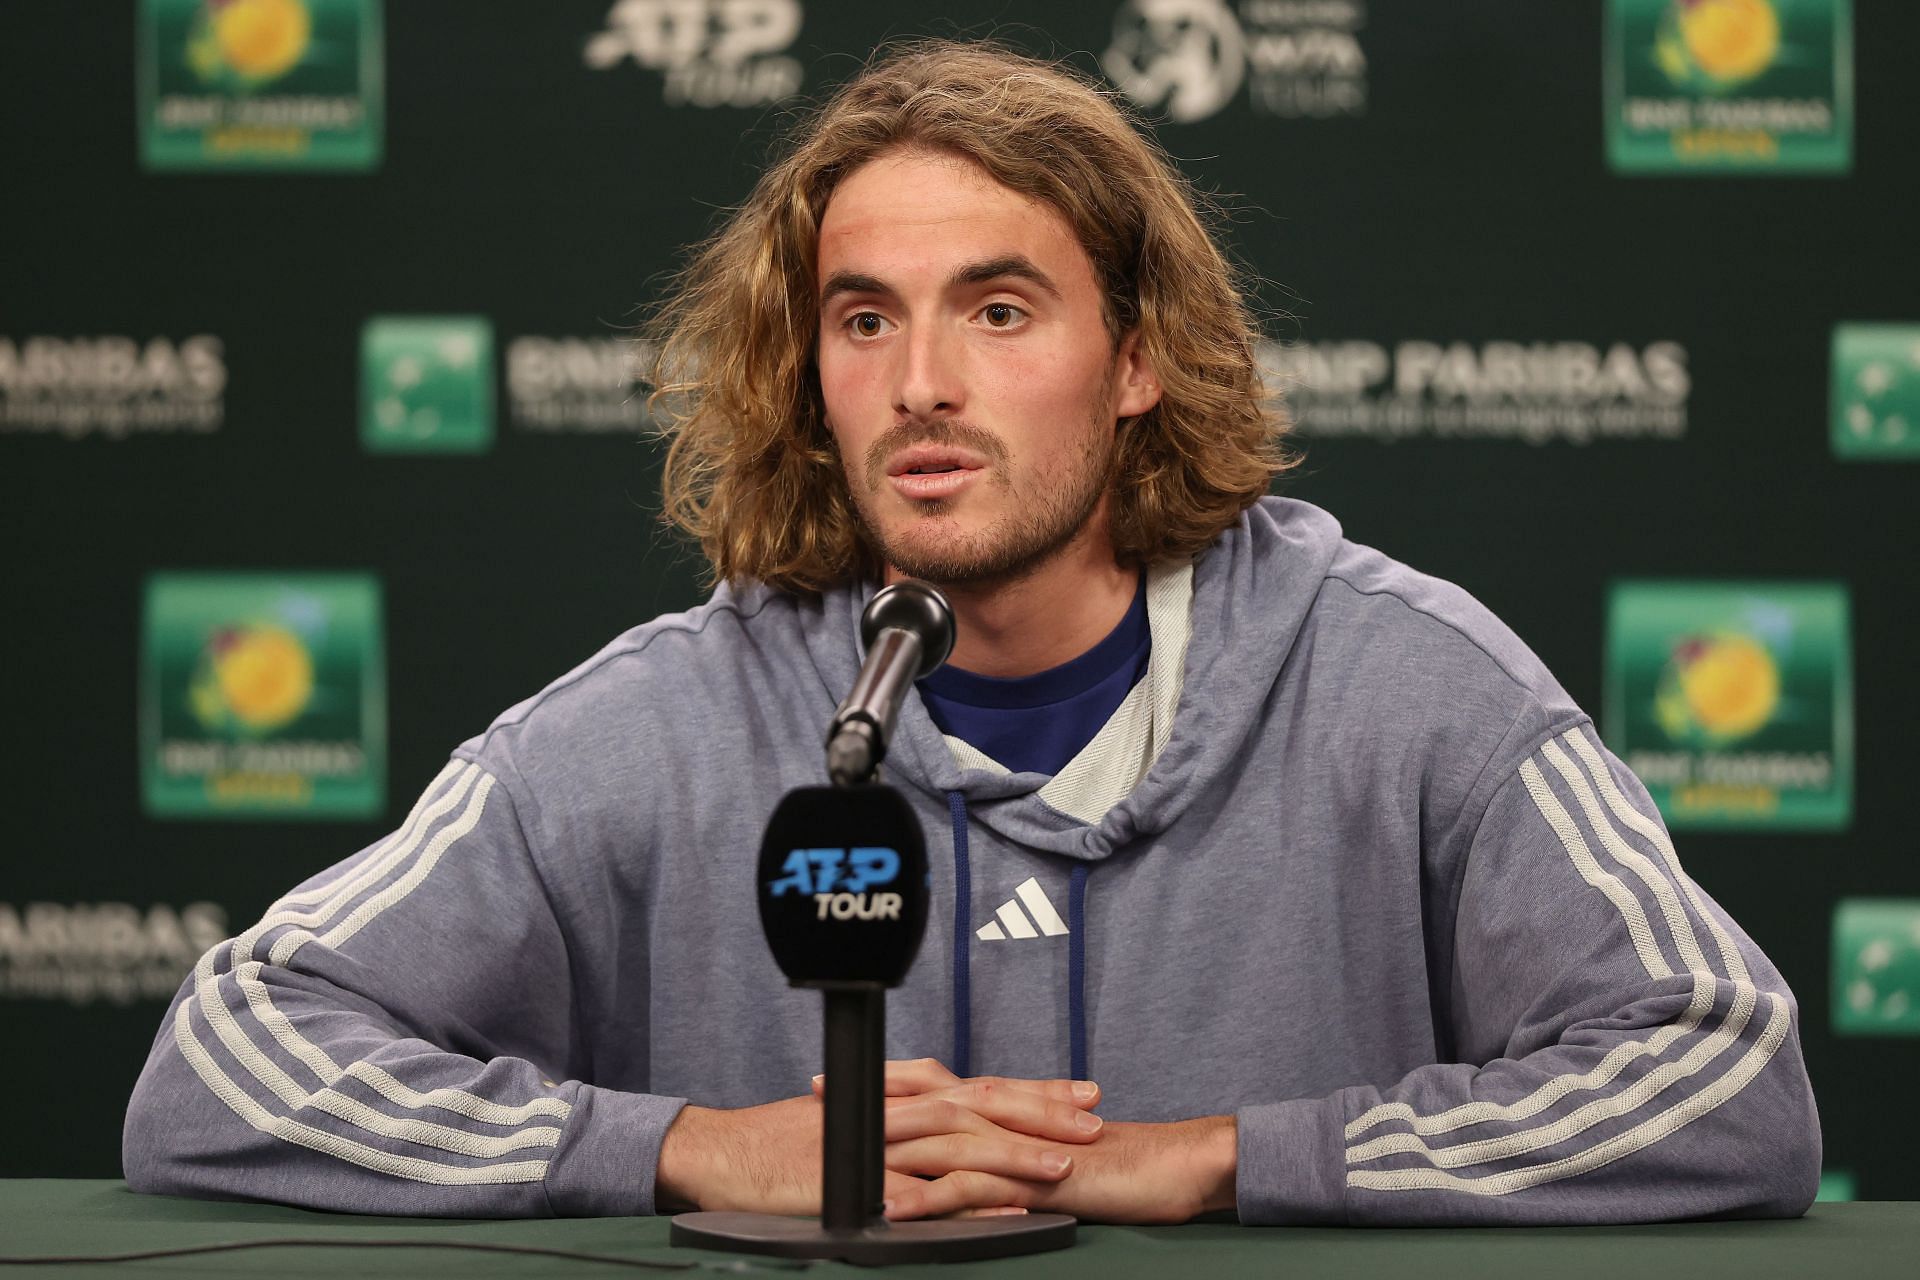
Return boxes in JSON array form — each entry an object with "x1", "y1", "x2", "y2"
[{"x1": 916, "y1": 576, "x2": 1151, "y2": 777}]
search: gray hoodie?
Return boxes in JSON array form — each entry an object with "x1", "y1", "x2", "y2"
[{"x1": 123, "y1": 497, "x2": 1821, "y2": 1224}]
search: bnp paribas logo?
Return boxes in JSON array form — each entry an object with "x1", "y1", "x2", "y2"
[
  {"x1": 141, "y1": 573, "x2": 384, "y2": 818},
  {"x1": 360, "y1": 316, "x2": 494, "y2": 453},
  {"x1": 1604, "y1": 582, "x2": 1850, "y2": 830},
  {"x1": 1605, "y1": 0, "x2": 1851, "y2": 174},
  {"x1": 1832, "y1": 899, "x2": 1920, "y2": 1036},
  {"x1": 139, "y1": 0, "x2": 383, "y2": 171},
  {"x1": 1831, "y1": 323, "x2": 1920, "y2": 460}
]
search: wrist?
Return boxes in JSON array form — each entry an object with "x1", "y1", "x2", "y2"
[
  {"x1": 656, "y1": 1104, "x2": 722, "y2": 1213},
  {"x1": 1185, "y1": 1114, "x2": 1238, "y2": 1215}
]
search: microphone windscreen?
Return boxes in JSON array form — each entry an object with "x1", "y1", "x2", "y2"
[
  {"x1": 861, "y1": 582, "x2": 955, "y2": 678},
  {"x1": 758, "y1": 784, "x2": 930, "y2": 987}
]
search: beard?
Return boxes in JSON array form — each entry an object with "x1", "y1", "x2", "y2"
[{"x1": 846, "y1": 399, "x2": 1117, "y2": 588}]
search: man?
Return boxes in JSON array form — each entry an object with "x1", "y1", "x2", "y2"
[{"x1": 125, "y1": 42, "x2": 1819, "y2": 1226}]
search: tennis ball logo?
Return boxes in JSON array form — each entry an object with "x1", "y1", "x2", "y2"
[
  {"x1": 1655, "y1": 0, "x2": 1781, "y2": 89},
  {"x1": 189, "y1": 622, "x2": 315, "y2": 733},
  {"x1": 187, "y1": 0, "x2": 312, "y2": 86},
  {"x1": 1654, "y1": 632, "x2": 1781, "y2": 744}
]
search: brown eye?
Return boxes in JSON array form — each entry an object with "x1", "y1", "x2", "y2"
[
  {"x1": 852, "y1": 313, "x2": 885, "y2": 337},
  {"x1": 983, "y1": 304, "x2": 1018, "y2": 327}
]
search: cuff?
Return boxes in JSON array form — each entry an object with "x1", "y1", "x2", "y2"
[
  {"x1": 1234, "y1": 1094, "x2": 1348, "y2": 1225},
  {"x1": 543, "y1": 1084, "x2": 688, "y2": 1217}
]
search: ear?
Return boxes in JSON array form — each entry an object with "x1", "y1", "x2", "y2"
[{"x1": 1111, "y1": 330, "x2": 1162, "y2": 420}]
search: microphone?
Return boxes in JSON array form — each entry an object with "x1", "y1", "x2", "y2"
[
  {"x1": 825, "y1": 582, "x2": 955, "y2": 787},
  {"x1": 672, "y1": 582, "x2": 1076, "y2": 1264}
]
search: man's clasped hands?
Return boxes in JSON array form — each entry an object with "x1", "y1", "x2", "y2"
[{"x1": 656, "y1": 1057, "x2": 1237, "y2": 1223}]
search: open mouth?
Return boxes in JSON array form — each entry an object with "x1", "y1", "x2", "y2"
[
  {"x1": 885, "y1": 451, "x2": 985, "y2": 500},
  {"x1": 884, "y1": 445, "x2": 989, "y2": 479}
]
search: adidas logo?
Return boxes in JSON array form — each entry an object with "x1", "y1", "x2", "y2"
[{"x1": 976, "y1": 877, "x2": 1068, "y2": 942}]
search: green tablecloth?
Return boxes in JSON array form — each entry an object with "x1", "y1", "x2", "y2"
[{"x1": 0, "y1": 1182, "x2": 1912, "y2": 1279}]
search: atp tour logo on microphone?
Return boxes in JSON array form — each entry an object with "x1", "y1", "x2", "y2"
[
  {"x1": 1103, "y1": 0, "x2": 1368, "y2": 123},
  {"x1": 767, "y1": 847, "x2": 904, "y2": 921},
  {"x1": 584, "y1": 0, "x2": 802, "y2": 108},
  {"x1": 141, "y1": 573, "x2": 385, "y2": 818},
  {"x1": 1603, "y1": 581, "x2": 1851, "y2": 830},
  {"x1": 138, "y1": 0, "x2": 384, "y2": 171},
  {"x1": 1605, "y1": 0, "x2": 1851, "y2": 174}
]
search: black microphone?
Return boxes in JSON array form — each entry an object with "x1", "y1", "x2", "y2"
[
  {"x1": 825, "y1": 582, "x2": 955, "y2": 787},
  {"x1": 672, "y1": 581, "x2": 1075, "y2": 1264}
]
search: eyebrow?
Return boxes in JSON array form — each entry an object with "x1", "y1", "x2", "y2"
[
  {"x1": 818, "y1": 254, "x2": 1062, "y2": 307},
  {"x1": 948, "y1": 254, "x2": 1061, "y2": 300}
]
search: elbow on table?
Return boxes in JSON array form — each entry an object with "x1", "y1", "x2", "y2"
[
  {"x1": 122, "y1": 1061, "x2": 189, "y2": 1198},
  {"x1": 1721, "y1": 1062, "x2": 1821, "y2": 1220},
  {"x1": 121, "y1": 1039, "x2": 244, "y2": 1203}
]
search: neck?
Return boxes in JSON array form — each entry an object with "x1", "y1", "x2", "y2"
[{"x1": 887, "y1": 521, "x2": 1137, "y2": 679}]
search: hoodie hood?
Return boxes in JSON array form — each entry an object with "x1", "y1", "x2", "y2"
[{"x1": 794, "y1": 496, "x2": 1346, "y2": 860}]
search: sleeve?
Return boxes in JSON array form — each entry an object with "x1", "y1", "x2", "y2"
[
  {"x1": 1234, "y1": 720, "x2": 1822, "y2": 1226},
  {"x1": 122, "y1": 756, "x2": 687, "y2": 1217}
]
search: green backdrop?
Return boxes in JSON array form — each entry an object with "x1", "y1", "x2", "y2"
[{"x1": 2, "y1": 0, "x2": 1916, "y2": 1200}]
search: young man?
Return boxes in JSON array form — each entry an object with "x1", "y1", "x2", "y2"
[{"x1": 125, "y1": 43, "x2": 1819, "y2": 1226}]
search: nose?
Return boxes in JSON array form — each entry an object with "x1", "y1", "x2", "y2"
[{"x1": 893, "y1": 321, "x2": 965, "y2": 421}]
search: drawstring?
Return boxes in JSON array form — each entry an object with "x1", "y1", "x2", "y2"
[
  {"x1": 1068, "y1": 863, "x2": 1089, "y2": 1081},
  {"x1": 946, "y1": 790, "x2": 972, "y2": 1078},
  {"x1": 945, "y1": 789, "x2": 1093, "y2": 1082}
]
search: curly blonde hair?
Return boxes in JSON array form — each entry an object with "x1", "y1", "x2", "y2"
[{"x1": 648, "y1": 40, "x2": 1293, "y2": 593}]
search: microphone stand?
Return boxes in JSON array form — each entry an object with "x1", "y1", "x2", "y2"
[
  {"x1": 820, "y1": 978, "x2": 886, "y2": 1233},
  {"x1": 670, "y1": 585, "x2": 1076, "y2": 1264}
]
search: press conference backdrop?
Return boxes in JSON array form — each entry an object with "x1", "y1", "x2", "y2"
[{"x1": 2, "y1": 1, "x2": 1915, "y2": 1199}]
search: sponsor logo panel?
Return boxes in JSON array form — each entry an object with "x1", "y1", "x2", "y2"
[
  {"x1": 1105, "y1": 0, "x2": 1368, "y2": 123},
  {"x1": 1259, "y1": 338, "x2": 1690, "y2": 444},
  {"x1": 1831, "y1": 899, "x2": 1920, "y2": 1036},
  {"x1": 1605, "y1": 0, "x2": 1851, "y2": 174},
  {"x1": 507, "y1": 335, "x2": 657, "y2": 434},
  {"x1": 1831, "y1": 322, "x2": 1920, "y2": 460},
  {"x1": 584, "y1": 0, "x2": 803, "y2": 108},
  {"x1": 0, "y1": 901, "x2": 229, "y2": 1006},
  {"x1": 1604, "y1": 581, "x2": 1850, "y2": 830},
  {"x1": 361, "y1": 316, "x2": 494, "y2": 453},
  {"x1": 141, "y1": 573, "x2": 385, "y2": 818},
  {"x1": 139, "y1": 0, "x2": 384, "y2": 171},
  {"x1": 0, "y1": 335, "x2": 225, "y2": 439}
]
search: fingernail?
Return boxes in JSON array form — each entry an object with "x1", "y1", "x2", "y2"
[
  {"x1": 882, "y1": 1199, "x2": 895, "y2": 1215},
  {"x1": 1072, "y1": 1081, "x2": 1099, "y2": 1102},
  {"x1": 1040, "y1": 1151, "x2": 1072, "y2": 1175},
  {"x1": 986, "y1": 1207, "x2": 1029, "y2": 1216},
  {"x1": 1075, "y1": 1110, "x2": 1104, "y2": 1133},
  {"x1": 811, "y1": 1074, "x2": 823, "y2": 1087}
]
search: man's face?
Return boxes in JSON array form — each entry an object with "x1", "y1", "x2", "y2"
[{"x1": 815, "y1": 147, "x2": 1159, "y2": 586}]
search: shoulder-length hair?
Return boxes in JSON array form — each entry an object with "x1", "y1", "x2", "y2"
[{"x1": 647, "y1": 40, "x2": 1294, "y2": 593}]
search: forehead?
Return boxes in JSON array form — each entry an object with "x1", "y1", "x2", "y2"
[{"x1": 816, "y1": 147, "x2": 1092, "y2": 288}]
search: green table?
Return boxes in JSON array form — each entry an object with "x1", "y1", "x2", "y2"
[{"x1": 0, "y1": 1182, "x2": 1912, "y2": 1279}]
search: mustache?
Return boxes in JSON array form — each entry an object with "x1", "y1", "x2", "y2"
[{"x1": 862, "y1": 419, "x2": 1009, "y2": 489}]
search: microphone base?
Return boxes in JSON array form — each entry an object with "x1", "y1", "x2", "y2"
[{"x1": 669, "y1": 1210, "x2": 1076, "y2": 1264}]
